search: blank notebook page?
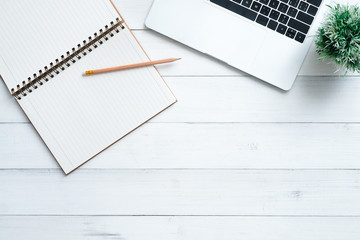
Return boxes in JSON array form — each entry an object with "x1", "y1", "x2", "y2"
[{"x1": 0, "y1": 0, "x2": 176, "y2": 174}]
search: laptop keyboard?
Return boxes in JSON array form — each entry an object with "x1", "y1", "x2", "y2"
[{"x1": 210, "y1": 0, "x2": 322, "y2": 43}]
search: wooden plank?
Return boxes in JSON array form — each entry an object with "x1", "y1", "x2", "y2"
[
  {"x1": 2, "y1": 76, "x2": 360, "y2": 123},
  {"x1": 112, "y1": 0, "x2": 153, "y2": 30},
  {"x1": 0, "y1": 85, "x2": 24, "y2": 122},
  {"x1": 148, "y1": 76, "x2": 360, "y2": 123},
  {"x1": 1, "y1": 123, "x2": 360, "y2": 169},
  {"x1": 1, "y1": 169, "x2": 360, "y2": 215},
  {"x1": 1, "y1": 216, "x2": 360, "y2": 240}
]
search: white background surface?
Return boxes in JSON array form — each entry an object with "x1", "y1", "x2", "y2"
[{"x1": 1, "y1": 0, "x2": 360, "y2": 239}]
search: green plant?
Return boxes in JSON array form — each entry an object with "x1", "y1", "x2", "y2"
[{"x1": 315, "y1": 4, "x2": 360, "y2": 73}]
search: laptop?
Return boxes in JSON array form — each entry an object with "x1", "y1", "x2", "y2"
[{"x1": 145, "y1": 0, "x2": 326, "y2": 90}]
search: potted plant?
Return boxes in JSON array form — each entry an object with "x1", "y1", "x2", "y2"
[{"x1": 316, "y1": 4, "x2": 360, "y2": 73}]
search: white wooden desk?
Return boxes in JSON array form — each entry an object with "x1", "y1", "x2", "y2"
[{"x1": 1, "y1": 0, "x2": 360, "y2": 239}]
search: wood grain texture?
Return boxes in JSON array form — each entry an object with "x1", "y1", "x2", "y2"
[
  {"x1": 1, "y1": 216, "x2": 360, "y2": 240},
  {"x1": 111, "y1": 0, "x2": 153, "y2": 29},
  {"x1": 1, "y1": 123, "x2": 360, "y2": 169},
  {"x1": 2, "y1": 76, "x2": 360, "y2": 123},
  {"x1": 1, "y1": 0, "x2": 360, "y2": 239},
  {"x1": 1, "y1": 169, "x2": 360, "y2": 216}
]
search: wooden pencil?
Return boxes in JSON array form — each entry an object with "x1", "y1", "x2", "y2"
[{"x1": 85, "y1": 58, "x2": 181, "y2": 76}]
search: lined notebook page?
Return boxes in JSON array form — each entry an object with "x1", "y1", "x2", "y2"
[
  {"x1": 0, "y1": 0, "x2": 118, "y2": 90},
  {"x1": 0, "y1": 0, "x2": 176, "y2": 173}
]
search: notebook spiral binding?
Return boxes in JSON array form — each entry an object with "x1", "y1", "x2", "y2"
[{"x1": 11, "y1": 18, "x2": 125, "y2": 100}]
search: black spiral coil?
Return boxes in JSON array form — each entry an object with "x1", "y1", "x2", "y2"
[{"x1": 11, "y1": 18, "x2": 124, "y2": 100}]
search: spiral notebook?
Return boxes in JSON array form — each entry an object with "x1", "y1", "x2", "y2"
[{"x1": 0, "y1": 0, "x2": 177, "y2": 174}]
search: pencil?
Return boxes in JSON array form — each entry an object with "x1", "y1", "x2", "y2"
[{"x1": 85, "y1": 58, "x2": 181, "y2": 76}]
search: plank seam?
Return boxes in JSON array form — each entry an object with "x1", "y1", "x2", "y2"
[
  {"x1": 2, "y1": 122, "x2": 360, "y2": 124},
  {"x1": 1, "y1": 214, "x2": 360, "y2": 217},
  {"x1": 1, "y1": 168, "x2": 360, "y2": 171}
]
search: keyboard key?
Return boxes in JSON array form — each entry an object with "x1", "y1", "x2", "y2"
[
  {"x1": 211, "y1": 0, "x2": 318, "y2": 43},
  {"x1": 242, "y1": 0, "x2": 252, "y2": 7},
  {"x1": 307, "y1": 5, "x2": 318, "y2": 15},
  {"x1": 260, "y1": 5, "x2": 271, "y2": 16},
  {"x1": 295, "y1": 32, "x2": 306, "y2": 43},
  {"x1": 297, "y1": 11, "x2": 314, "y2": 24},
  {"x1": 286, "y1": 28, "x2": 296, "y2": 38},
  {"x1": 251, "y1": 2, "x2": 262, "y2": 12},
  {"x1": 278, "y1": 3, "x2": 289, "y2": 13},
  {"x1": 210, "y1": 0, "x2": 258, "y2": 21},
  {"x1": 298, "y1": 1, "x2": 309, "y2": 11},
  {"x1": 256, "y1": 14, "x2": 269, "y2": 26},
  {"x1": 288, "y1": 18, "x2": 310, "y2": 34},
  {"x1": 267, "y1": 19, "x2": 278, "y2": 30},
  {"x1": 287, "y1": 7, "x2": 298, "y2": 17},
  {"x1": 289, "y1": 0, "x2": 300, "y2": 7},
  {"x1": 307, "y1": 0, "x2": 322, "y2": 7},
  {"x1": 269, "y1": 0, "x2": 280, "y2": 9},
  {"x1": 269, "y1": 9, "x2": 280, "y2": 20},
  {"x1": 276, "y1": 24, "x2": 287, "y2": 34},
  {"x1": 279, "y1": 14, "x2": 289, "y2": 24}
]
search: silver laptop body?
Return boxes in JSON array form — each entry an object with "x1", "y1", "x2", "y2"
[{"x1": 146, "y1": 0, "x2": 326, "y2": 90}]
